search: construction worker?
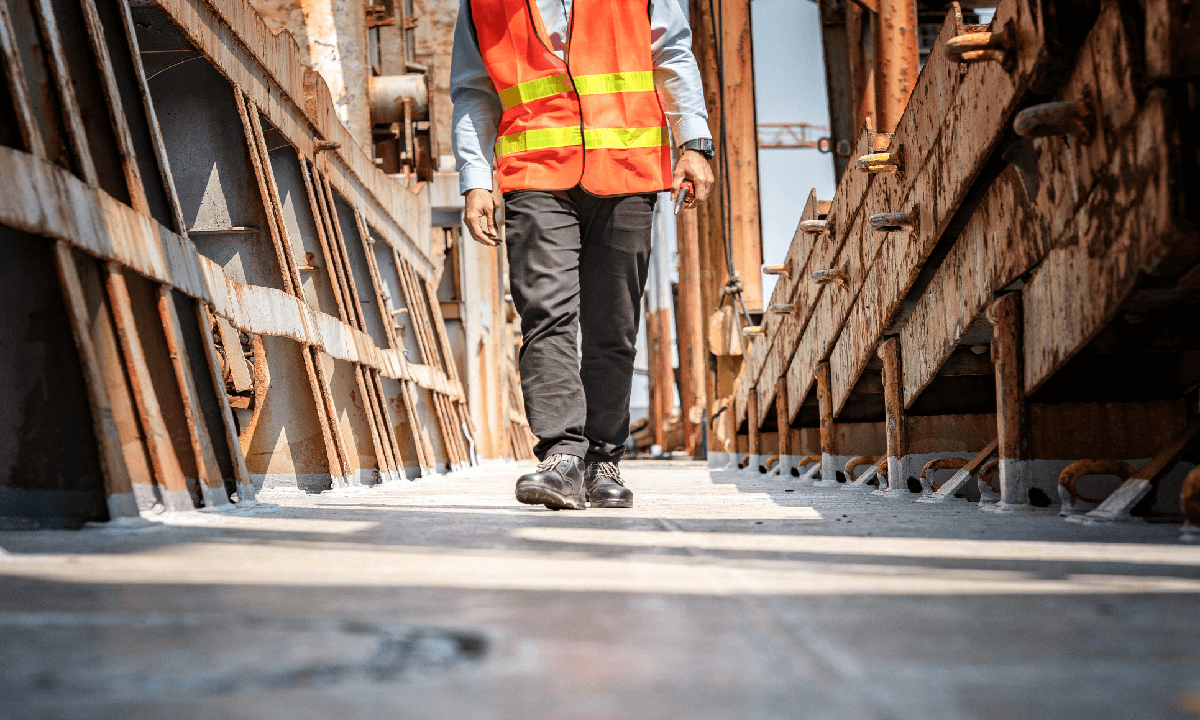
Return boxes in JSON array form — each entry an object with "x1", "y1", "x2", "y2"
[{"x1": 451, "y1": 0, "x2": 714, "y2": 509}]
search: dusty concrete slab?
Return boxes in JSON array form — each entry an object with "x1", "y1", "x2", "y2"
[{"x1": 1, "y1": 460, "x2": 1198, "y2": 719}]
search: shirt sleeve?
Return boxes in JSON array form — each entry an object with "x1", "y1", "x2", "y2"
[
  {"x1": 649, "y1": 0, "x2": 712, "y2": 145},
  {"x1": 450, "y1": 0, "x2": 503, "y2": 194}
]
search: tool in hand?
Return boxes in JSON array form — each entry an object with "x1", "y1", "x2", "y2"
[{"x1": 674, "y1": 180, "x2": 695, "y2": 215}]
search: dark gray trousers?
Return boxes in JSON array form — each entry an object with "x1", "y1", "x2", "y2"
[{"x1": 503, "y1": 186, "x2": 656, "y2": 463}]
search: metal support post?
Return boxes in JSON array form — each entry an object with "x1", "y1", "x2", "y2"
[
  {"x1": 879, "y1": 337, "x2": 912, "y2": 496},
  {"x1": 985, "y1": 292, "x2": 1031, "y2": 511},
  {"x1": 814, "y1": 362, "x2": 840, "y2": 487}
]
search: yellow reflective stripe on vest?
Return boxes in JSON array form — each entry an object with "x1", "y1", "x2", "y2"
[
  {"x1": 583, "y1": 126, "x2": 669, "y2": 149},
  {"x1": 572, "y1": 70, "x2": 656, "y2": 95},
  {"x1": 497, "y1": 74, "x2": 574, "y2": 110},
  {"x1": 496, "y1": 126, "x2": 584, "y2": 156}
]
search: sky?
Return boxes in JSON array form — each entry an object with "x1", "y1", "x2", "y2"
[{"x1": 752, "y1": 0, "x2": 838, "y2": 302}]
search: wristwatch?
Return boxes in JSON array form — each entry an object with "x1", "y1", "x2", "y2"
[{"x1": 680, "y1": 138, "x2": 715, "y2": 160}]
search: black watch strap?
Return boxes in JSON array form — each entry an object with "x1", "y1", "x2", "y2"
[{"x1": 681, "y1": 138, "x2": 715, "y2": 160}]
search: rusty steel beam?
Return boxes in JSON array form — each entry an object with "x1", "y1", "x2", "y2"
[
  {"x1": 873, "y1": 0, "x2": 918, "y2": 133},
  {"x1": 676, "y1": 209, "x2": 706, "y2": 456}
]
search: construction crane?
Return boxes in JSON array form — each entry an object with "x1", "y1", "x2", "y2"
[{"x1": 756, "y1": 122, "x2": 830, "y2": 150}]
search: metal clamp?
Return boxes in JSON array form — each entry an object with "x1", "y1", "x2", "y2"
[
  {"x1": 978, "y1": 459, "x2": 1000, "y2": 494},
  {"x1": 1057, "y1": 459, "x2": 1134, "y2": 514},
  {"x1": 1014, "y1": 94, "x2": 1095, "y2": 143},
  {"x1": 799, "y1": 219, "x2": 831, "y2": 236},
  {"x1": 811, "y1": 267, "x2": 849, "y2": 287},
  {"x1": 845, "y1": 455, "x2": 885, "y2": 484},
  {"x1": 855, "y1": 149, "x2": 903, "y2": 175},
  {"x1": 920, "y1": 457, "x2": 968, "y2": 492},
  {"x1": 946, "y1": 29, "x2": 1010, "y2": 64},
  {"x1": 868, "y1": 208, "x2": 919, "y2": 233}
]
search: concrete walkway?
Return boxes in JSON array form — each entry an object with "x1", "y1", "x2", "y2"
[{"x1": 2, "y1": 460, "x2": 1199, "y2": 719}]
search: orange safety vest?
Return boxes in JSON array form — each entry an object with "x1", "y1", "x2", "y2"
[{"x1": 469, "y1": 0, "x2": 672, "y2": 195}]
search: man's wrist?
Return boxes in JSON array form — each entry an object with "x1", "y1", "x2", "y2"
[{"x1": 679, "y1": 138, "x2": 715, "y2": 160}]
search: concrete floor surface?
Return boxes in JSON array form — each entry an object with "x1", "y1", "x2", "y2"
[{"x1": 2, "y1": 460, "x2": 1199, "y2": 719}]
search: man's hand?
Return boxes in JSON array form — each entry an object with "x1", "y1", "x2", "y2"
[
  {"x1": 464, "y1": 188, "x2": 500, "y2": 246},
  {"x1": 670, "y1": 149, "x2": 714, "y2": 211}
]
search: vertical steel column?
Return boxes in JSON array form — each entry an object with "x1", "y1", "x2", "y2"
[
  {"x1": 676, "y1": 209, "x2": 706, "y2": 457},
  {"x1": 774, "y1": 377, "x2": 790, "y2": 474},
  {"x1": 814, "y1": 362, "x2": 840, "y2": 487},
  {"x1": 985, "y1": 292, "x2": 1031, "y2": 510},
  {"x1": 746, "y1": 386, "x2": 759, "y2": 472},
  {"x1": 879, "y1": 337, "x2": 911, "y2": 496},
  {"x1": 689, "y1": 0, "x2": 763, "y2": 456},
  {"x1": 875, "y1": 0, "x2": 919, "y2": 133},
  {"x1": 104, "y1": 264, "x2": 190, "y2": 510}
]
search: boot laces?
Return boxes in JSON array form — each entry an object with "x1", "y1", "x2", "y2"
[
  {"x1": 536, "y1": 453, "x2": 572, "y2": 472},
  {"x1": 595, "y1": 462, "x2": 624, "y2": 485}
]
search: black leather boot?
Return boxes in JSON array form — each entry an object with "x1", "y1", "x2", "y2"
[
  {"x1": 515, "y1": 454, "x2": 587, "y2": 510},
  {"x1": 585, "y1": 462, "x2": 633, "y2": 508}
]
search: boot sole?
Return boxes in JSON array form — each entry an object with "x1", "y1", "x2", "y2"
[
  {"x1": 515, "y1": 482, "x2": 586, "y2": 510},
  {"x1": 588, "y1": 498, "x2": 633, "y2": 508}
]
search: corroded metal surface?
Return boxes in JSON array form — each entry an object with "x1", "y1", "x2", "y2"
[
  {"x1": 0, "y1": 0, "x2": 491, "y2": 524},
  {"x1": 728, "y1": 0, "x2": 1200, "y2": 531}
]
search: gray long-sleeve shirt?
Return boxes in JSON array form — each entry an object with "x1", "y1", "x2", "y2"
[{"x1": 449, "y1": 0, "x2": 712, "y2": 194}]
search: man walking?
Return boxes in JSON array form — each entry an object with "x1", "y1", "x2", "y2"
[{"x1": 450, "y1": 0, "x2": 714, "y2": 509}]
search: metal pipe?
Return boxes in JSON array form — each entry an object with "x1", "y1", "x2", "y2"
[
  {"x1": 368, "y1": 74, "x2": 428, "y2": 123},
  {"x1": 1014, "y1": 95, "x2": 1095, "y2": 142}
]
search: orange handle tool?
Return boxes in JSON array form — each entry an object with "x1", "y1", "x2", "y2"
[{"x1": 674, "y1": 180, "x2": 695, "y2": 215}]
